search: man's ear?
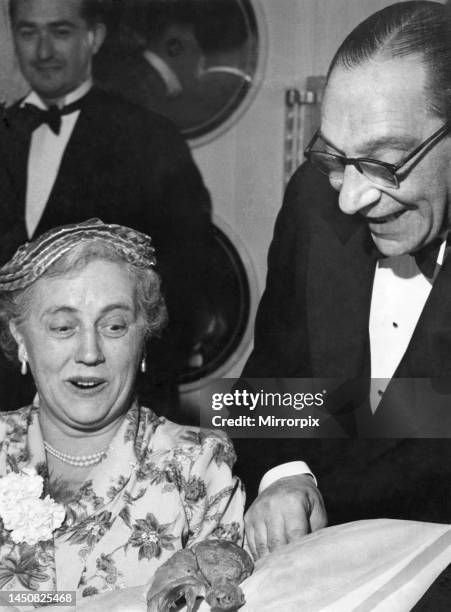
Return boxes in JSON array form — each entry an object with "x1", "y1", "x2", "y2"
[
  {"x1": 9, "y1": 321, "x2": 26, "y2": 360},
  {"x1": 89, "y1": 23, "x2": 107, "y2": 55}
]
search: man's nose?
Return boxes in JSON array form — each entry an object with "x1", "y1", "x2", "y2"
[
  {"x1": 75, "y1": 329, "x2": 105, "y2": 366},
  {"x1": 338, "y1": 165, "x2": 382, "y2": 215},
  {"x1": 36, "y1": 32, "x2": 54, "y2": 61}
]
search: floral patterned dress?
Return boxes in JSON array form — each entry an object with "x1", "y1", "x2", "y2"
[{"x1": 0, "y1": 404, "x2": 245, "y2": 601}]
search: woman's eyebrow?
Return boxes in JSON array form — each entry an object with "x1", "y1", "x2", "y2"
[
  {"x1": 42, "y1": 306, "x2": 77, "y2": 316},
  {"x1": 98, "y1": 303, "x2": 134, "y2": 315},
  {"x1": 42, "y1": 303, "x2": 133, "y2": 317}
]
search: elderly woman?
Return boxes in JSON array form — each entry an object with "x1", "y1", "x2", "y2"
[{"x1": 0, "y1": 219, "x2": 244, "y2": 606}]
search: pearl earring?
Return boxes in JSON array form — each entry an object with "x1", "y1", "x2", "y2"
[
  {"x1": 21, "y1": 357, "x2": 28, "y2": 376},
  {"x1": 140, "y1": 356, "x2": 147, "y2": 374}
]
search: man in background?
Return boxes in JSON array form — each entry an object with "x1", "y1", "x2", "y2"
[
  {"x1": 0, "y1": 0, "x2": 212, "y2": 412},
  {"x1": 94, "y1": 0, "x2": 252, "y2": 137}
]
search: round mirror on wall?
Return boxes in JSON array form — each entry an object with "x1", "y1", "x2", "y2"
[
  {"x1": 94, "y1": 0, "x2": 263, "y2": 144},
  {"x1": 178, "y1": 221, "x2": 252, "y2": 385}
]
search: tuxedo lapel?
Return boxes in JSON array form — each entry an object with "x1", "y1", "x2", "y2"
[
  {"x1": 303, "y1": 203, "x2": 375, "y2": 436},
  {"x1": 0, "y1": 107, "x2": 31, "y2": 261},
  {"x1": 1, "y1": 105, "x2": 30, "y2": 218},
  {"x1": 307, "y1": 207, "x2": 376, "y2": 380},
  {"x1": 394, "y1": 252, "x2": 451, "y2": 377}
]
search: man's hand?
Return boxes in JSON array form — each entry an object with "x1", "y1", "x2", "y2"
[{"x1": 245, "y1": 474, "x2": 327, "y2": 560}]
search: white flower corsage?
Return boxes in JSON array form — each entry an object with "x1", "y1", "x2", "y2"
[{"x1": 0, "y1": 467, "x2": 65, "y2": 545}]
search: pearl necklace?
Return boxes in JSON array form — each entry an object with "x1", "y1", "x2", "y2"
[{"x1": 44, "y1": 441, "x2": 108, "y2": 467}]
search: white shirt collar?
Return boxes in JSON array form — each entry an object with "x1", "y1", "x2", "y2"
[
  {"x1": 436, "y1": 236, "x2": 448, "y2": 267},
  {"x1": 21, "y1": 78, "x2": 93, "y2": 110},
  {"x1": 142, "y1": 50, "x2": 183, "y2": 96},
  {"x1": 377, "y1": 235, "x2": 448, "y2": 283}
]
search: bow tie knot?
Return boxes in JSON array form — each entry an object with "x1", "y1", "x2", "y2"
[
  {"x1": 28, "y1": 104, "x2": 62, "y2": 135},
  {"x1": 373, "y1": 234, "x2": 450, "y2": 279},
  {"x1": 16, "y1": 97, "x2": 86, "y2": 135}
]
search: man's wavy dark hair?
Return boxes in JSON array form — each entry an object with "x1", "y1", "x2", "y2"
[
  {"x1": 327, "y1": 1, "x2": 451, "y2": 121},
  {"x1": 9, "y1": 0, "x2": 110, "y2": 27}
]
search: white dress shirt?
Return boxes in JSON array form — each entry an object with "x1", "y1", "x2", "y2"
[
  {"x1": 369, "y1": 239, "x2": 447, "y2": 411},
  {"x1": 260, "y1": 238, "x2": 447, "y2": 491},
  {"x1": 23, "y1": 79, "x2": 92, "y2": 238}
]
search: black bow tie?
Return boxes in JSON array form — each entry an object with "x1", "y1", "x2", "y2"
[
  {"x1": 373, "y1": 234, "x2": 450, "y2": 279},
  {"x1": 412, "y1": 236, "x2": 447, "y2": 279},
  {"x1": 25, "y1": 104, "x2": 64, "y2": 134},
  {"x1": 9, "y1": 96, "x2": 88, "y2": 135}
]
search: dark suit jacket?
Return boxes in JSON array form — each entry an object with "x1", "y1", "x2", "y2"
[
  {"x1": 0, "y1": 87, "x2": 212, "y2": 412},
  {"x1": 236, "y1": 162, "x2": 451, "y2": 524}
]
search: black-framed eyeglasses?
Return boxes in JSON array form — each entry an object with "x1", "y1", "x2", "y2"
[{"x1": 304, "y1": 122, "x2": 450, "y2": 189}]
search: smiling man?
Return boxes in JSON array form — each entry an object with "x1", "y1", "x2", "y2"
[
  {"x1": 244, "y1": 0, "x2": 451, "y2": 422},
  {"x1": 317, "y1": 56, "x2": 450, "y2": 258},
  {"x1": 235, "y1": 1, "x2": 451, "y2": 564},
  {"x1": 9, "y1": 0, "x2": 106, "y2": 106}
]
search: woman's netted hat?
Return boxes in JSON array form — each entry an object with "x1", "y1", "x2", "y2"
[{"x1": 0, "y1": 219, "x2": 157, "y2": 291}]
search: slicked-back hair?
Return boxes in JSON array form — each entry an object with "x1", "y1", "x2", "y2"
[
  {"x1": 9, "y1": 0, "x2": 109, "y2": 27},
  {"x1": 327, "y1": 1, "x2": 451, "y2": 121}
]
